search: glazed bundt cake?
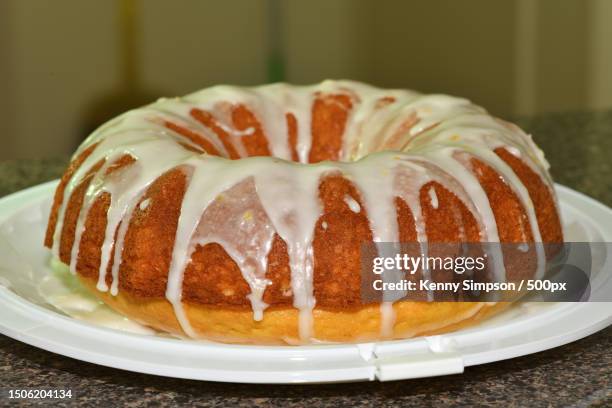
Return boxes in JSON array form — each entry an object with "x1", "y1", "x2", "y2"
[{"x1": 45, "y1": 80, "x2": 563, "y2": 344}]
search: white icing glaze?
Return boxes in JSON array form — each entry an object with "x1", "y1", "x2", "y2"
[
  {"x1": 50, "y1": 80, "x2": 558, "y2": 343},
  {"x1": 428, "y1": 187, "x2": 439, "y2": 209},
  {"x1": 42, "y1": 257, "x2": 157, "y2": 335},
  {"x1": 343, "y1": 194, "x2": 361, "y2": 213},
  {"x1": 139, "y1": 198, "x2": 151, "y2": 210}
]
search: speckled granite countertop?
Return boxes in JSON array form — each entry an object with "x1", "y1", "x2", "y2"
[{"x1": 0, "y1": 111, "x2": 611, "y2": 407}]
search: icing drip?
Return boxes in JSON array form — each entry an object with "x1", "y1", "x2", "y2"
[
  {"x1": 344, "y1": 154, "x2": 402, "y2": 336},
  {"x1": 139, "y1": 198, "x2": 150, "y2": 210},
  {"x1": 109, "y1": 190, "x2": 144, "y2": 296},
  {"x1": 424, "y1": 148, "x2": 507, "y2": 282},
  {"x1": 428, "y1": 187, "x2": 439, "y2": 209},
  {"x1": 255, "y1": 163, "x2": 330, "y2": 341},
  {"x1": 393, "y1": 162, "x2": 435, "y2": 301},
  {"x1": 190, "y1": 177, "x2": 278, "y2": 322},
  {"x1": 50, "y1": 80, "x2": 557, "y2": 343},
  {"x1": 343, "y1": 194, "x2": 361, "y2": 213}
]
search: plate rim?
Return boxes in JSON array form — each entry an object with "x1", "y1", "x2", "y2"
[{"x1": 0, "y1": 180, "x2": 610, "y2": 383}]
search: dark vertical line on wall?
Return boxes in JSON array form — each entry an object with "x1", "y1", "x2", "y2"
[
  {"x1": 265, "y1": 0, "x2": 285, "y2": 83},
  {"x1": 119, "y1": 0, "x2": 138, "y2": 89},
  {"x1": 513, "y1": 0, "x2": 537, "y2": 116},
  {"x1": 583, "y1": 0, "x2": 596, "y2": 110},
  {"x1": 350, "y1": 0, "x2": 375, "y2": 84}
]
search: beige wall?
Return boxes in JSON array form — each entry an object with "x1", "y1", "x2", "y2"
[
  {"x1": 0, "y1": 0, "x2": 269, "y2": 159},
  {"x1": 282, "y1": 0, "x2": 372, "y2": 83},
  {"x1": 1, "y1": 0, "x2": 611, "y2": 159},
  {"x1": 1, "y1": 0, "x2": 119, "y2": 160},
  {"x1": 140, "y1": 0, "x2": 267, "y2": 93},
  {"x1": 370, "y1": 0, "x2": 517, "y2": 115}
]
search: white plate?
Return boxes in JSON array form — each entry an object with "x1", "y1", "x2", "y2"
[{"x1": 0, "y1": 181, "x2": 610, "y2": 383}]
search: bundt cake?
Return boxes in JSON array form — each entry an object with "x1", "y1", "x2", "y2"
[{"x1": 44, "y1": 80, "x2": 563, "y2": 344}]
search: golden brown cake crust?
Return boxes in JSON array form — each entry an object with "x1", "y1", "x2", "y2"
[{"x1": 78, "y1": 274, "x2": 510, "y2": 344}]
